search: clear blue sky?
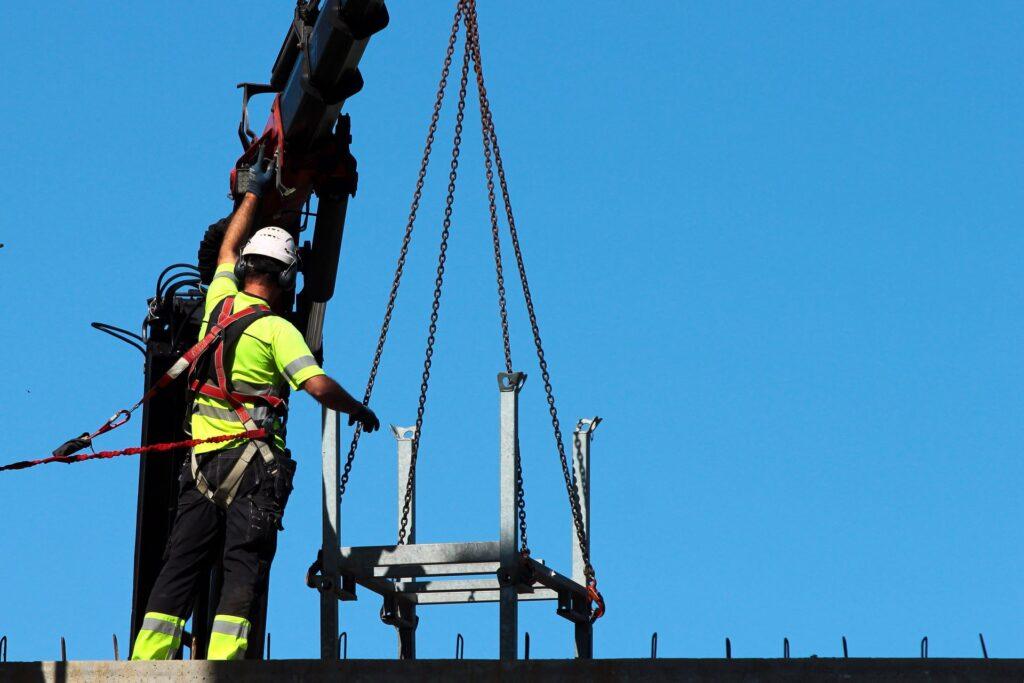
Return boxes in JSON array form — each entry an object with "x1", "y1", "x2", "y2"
[{"x1": 1, "y1": 0, "x2": 1023, "y2": 663}]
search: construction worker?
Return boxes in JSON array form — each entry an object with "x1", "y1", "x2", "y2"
[{"x1": 132, "y1": 149, "x2": 379, "y2": 661}]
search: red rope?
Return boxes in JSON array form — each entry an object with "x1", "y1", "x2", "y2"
[{"x1": 0, "y1": 429, "x2": 267, "y2": 472}]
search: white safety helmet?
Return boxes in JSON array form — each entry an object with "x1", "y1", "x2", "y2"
[{"x1": 236, "y1": 226, "x2": 299, "y2": 289}]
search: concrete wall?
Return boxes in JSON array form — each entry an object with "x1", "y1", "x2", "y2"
[{"x1": 3, "y1": 659, "x2": 1024, "y2": 682}]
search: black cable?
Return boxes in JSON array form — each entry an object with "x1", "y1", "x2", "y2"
[
  {"x1": 156, "y1": 263, "x2": 199, "y2": 298},
  {"x1": 158, "y1": 272, "x2": 201, "y2": 300},
  {"x1": 162, "y1": 278, "x2": 202, "y2": 302},
  {"x1": 91, "y1": 322, "x2": 146, "y2": 356}
]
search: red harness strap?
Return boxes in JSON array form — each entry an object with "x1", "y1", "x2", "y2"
[{"x1": 139, "y1": 299, "x2": 271, "y2": 405}]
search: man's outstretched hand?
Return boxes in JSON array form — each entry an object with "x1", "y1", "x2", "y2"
[
  {"x1": 303, "y1": 375, "x2": 380, "y2": 433},
  {"x1": 349, "y1": 404, "x2": 380, "y2": 433}
]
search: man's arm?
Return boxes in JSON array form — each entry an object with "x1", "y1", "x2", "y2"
[
  {"x1": 217, "y1": 194, "x2": 260, "y2": 266},
  {"x1": 302, "y1": 374, "x2": 380, "y2": 432},
  {"x1": 218, "y1": 146, "x2": 278, "y2": 265}
]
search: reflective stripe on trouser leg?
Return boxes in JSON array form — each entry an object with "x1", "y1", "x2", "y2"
[
  {"x1": 207, "y1": 614, "x2": 252, "y2": 660},
  {"x1": 131, "y1": 612, "x2": 185, "y2": 660}
]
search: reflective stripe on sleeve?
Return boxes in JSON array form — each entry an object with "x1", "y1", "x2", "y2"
[
  {"x1": 283, "y1": 355, "x2": 318, "y2": 381},
  {"x1": 213, "y1": 270, "x2": 238, "y2": 285}
]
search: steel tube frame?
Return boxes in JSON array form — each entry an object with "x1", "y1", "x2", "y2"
[
  {"x1": 320, "y1": 371, "x2": 598, "y2": 659},
  {"x1": 498, "y1": 372, "x2": 525, "y2": 660},
  {"x1": 571, "y1": 417, "x2": 600, "y2": 659},
  {"x1": 319, "y1": 408, "x2": 341, "y2": 660},
  {"x1": 393, "y1": 425, "x2": 418, "y2": 659}
]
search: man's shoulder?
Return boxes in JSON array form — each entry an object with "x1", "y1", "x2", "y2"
[{"x1": 244, "y1": 311, "x2": 303, "y2": 340}]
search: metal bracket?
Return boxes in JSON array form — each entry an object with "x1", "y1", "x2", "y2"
[
  {"x1": 390, "y1": 425, "x2": 417, "y2": 441},
  {"x1": 380, "y1": 595, "x2": 419, "y2": 630},
  {"x1": 576, "y1": 416, "x2": 602, "y2": 437},
  {"x1": 236, "y1": 82, "x2": 278, "y2": 150},
  {"x1": 306, "y1": 550, "x2": 357, "y2": 601},
  {"x1": 498, "y1": 372, "x2": 527, "y2": 392}
]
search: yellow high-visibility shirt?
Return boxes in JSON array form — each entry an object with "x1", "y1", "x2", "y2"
[{"x1": 191, "y1": 262, "x2": 325, "y2": 454}]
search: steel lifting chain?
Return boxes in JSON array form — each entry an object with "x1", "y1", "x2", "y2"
[
  {"x1": 337, "y1": 4, "x2": 465, "y2": 504},
  {"x1": 464, "y1": 5, "x2": 529, "y2": 554},
  {"x1": 397, "y1": 7, "x2": 472, "y2": 546},
  {"x1": 463, "y1": 0, "x2": 601, "y2": 607}
]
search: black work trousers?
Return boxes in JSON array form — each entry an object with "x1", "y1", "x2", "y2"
[{"x1": 143, "y1": 443, "x2": 294, "y2": 622}]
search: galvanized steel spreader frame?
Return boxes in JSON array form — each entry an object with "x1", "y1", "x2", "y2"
[
  {"x1": 304, "y1": 0, "x2": 604, "y2": 660},
  {"x1": 312, "y1": 397, "x2": 602, "y2": 660}
]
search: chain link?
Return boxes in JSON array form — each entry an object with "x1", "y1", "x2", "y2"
[
  {"x1": 397, "y1": 12, "x2": 472, "y2": 546},
  {"x1": 463, "y1": 0, "x2": 593, "y2": 583},
  {"x1": 338, "y1": 4, "x2": 464, "y2": 504},
  {"x1": 463, "y1": 5, "x2": 529, "y2": 554}
]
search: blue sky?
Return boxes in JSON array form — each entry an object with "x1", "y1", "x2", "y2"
[{"x1": 2, "y1": 0, "x2": 1023, "y2": 662}]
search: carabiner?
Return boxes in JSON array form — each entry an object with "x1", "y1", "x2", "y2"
[
  {"x1": 92, "y1": 409, "x2": 132, "y2": 438},
  {"x1": 106, "y1": 409, "x2": 132, "y2": 430}
]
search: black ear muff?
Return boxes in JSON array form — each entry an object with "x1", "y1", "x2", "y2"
[
  {"x1": 234, "y1": 256, "x2": 250, "y2": 284},
  {"x1": 278, "y1": 258, "x2": 298, "y2": 290}
]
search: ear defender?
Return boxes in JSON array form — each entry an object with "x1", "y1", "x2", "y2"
[
  {"x1": 278, "y1": 259, "x2": 298, "y2": 290},
  {"x1": 233, "y1": 256, "x2": 251, "y2": 284}
]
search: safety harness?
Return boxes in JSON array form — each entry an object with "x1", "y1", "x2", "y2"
[{"x1": 186, "y1": 295, "x2": 288, "y2": 508}]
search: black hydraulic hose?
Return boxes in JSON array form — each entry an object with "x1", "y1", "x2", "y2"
[
  {"x1": 91, "y1": 323, "x2": 146, "y2": 356},
  {"x1": 156, "y1": 263, "x2": 200, "y2": 298},
  {"x1": 158, "y1": 272, "x2": 201, "y2": 300}
]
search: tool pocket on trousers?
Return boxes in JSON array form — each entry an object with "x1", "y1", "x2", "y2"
[
  {"x1": 273, "y1": 451, "x2": 297, "y2": 511},
  {"x1": 247, "y1": 498, "x2": 279, "y2": 547}
]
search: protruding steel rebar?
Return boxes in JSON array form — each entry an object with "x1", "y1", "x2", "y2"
[
  {"x1": 112, "y1": 634, "x2": 119, "y2": 661},
  {"x1": 455, "y1": 633, "x2": 465, "y2": 659},
  {"x1": 524, "y1": 632, "x2": 530, "y2": 660},
  {"x1": 979, "y1": 633, "x2": 988, "y2": 659},
  {"x1": 783, "y1": 637, "x2": 790, "y2": 658},
  {"x1": 651, "y1": 632, "x2": 658, "y2": 659},
  {"x1": 920, "y1": 636, "x2": 928, "y2": 658},
  {"x1": 725, "y1": 637, "x2": 732, "y2": 659},
  {"x1": 842, "y1": 636, "x2": 848, "y2": 658},
  {"x1": 191, "y1": 636, "x2": 198, "y2": 660},
  {"x1": 266, "y1": 633, "x2": 271, "y2": 660},
  {"x1": 0, "y1": 635, "x2": 7, "y2": 662},
  {"x1": 339, "y1": 632, "x2": 348, "y2": 660},
  {"x1": 60, "y1": 637, "x2": 67, "y2": 662}
]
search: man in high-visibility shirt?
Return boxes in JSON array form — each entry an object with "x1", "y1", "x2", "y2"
[{"x1": 132, "y1": 152, "x2": 380, "y2": 661}]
